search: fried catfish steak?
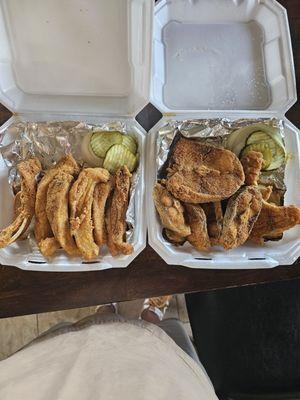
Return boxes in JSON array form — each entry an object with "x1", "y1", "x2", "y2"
[
  {"x1": 153, "y1": 183, "x2": 191, "y2": 238},
  {"x1": 166, "y1": 138, "x2": 245, "y2": 203},
  {"x1": 220, "y1": 186, "x2": 263, "y2": 250}
]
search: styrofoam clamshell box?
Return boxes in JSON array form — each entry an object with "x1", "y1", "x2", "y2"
[
  {"x1": 0, "y1": 0, "x2": 153, "y2": 271},
  {"x1": 148, "y1": 0, "x2": 299, "y2": 269}
]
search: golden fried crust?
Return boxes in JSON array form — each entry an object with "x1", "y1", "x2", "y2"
[
  {"x1": 0, "y1": 158, "x2": 41, "y2": 248},
  {"x1": 153, "y1": 183, "x2": 191, "y2": 237},
  {"x1": 46, "y1": 172, "x2": 79, "y2": 257},
  {"x1": 258, "y1": 185, "x2": 273, "y2": 202},
  {"x1": 106, "y1": 166, "x2": 133, "y2": 256},
  {"x1": 34, "y1": 154, "x2": 79, "y2": 243},
  {"x1": 166, "y1": 139, "x2": 245, "y2": 203},
  {"x1": 93, "y1": 180, "x2": 112, "y2": 248},
  {"x1": 250, "y1": 201, "x2": 300, "y2": 245},
  {"x1": 39, "y1": 237, "x2": 61, "y2": 257},
  {"x1": 163, "y1": 229, "x2": 186, "y2": 246},
  {"x1": 241, "y1": 150, "x2": 264, "y2": 186},
  {"x1": 220, "y1": 186, "x2": 263, "y2": 250},
  {"x1": 185, "y1": 204, "x2": 210, "y2": 251},
  {"x1": 69, "y1": 168, "x2": 110, "y2": 260}
]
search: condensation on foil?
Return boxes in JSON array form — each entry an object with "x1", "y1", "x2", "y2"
[
  {"x1": 157, "y1": 117, "x2": 286, "y2": 191},
  {"x1": 0, "y1": 121, "x2": 139, "y2": 245}
]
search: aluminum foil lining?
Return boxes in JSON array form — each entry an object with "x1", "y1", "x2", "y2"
[
  {"x1": 157, "y1": 117, "x2": 286, "y2": 193},
  {"x1": 0, "y1": 121, "x2": 139, "y2": 246}
]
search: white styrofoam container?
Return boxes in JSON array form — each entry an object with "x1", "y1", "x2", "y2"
[
  {"x1": 148, "y1": 0, "x2": 299, "y2": 269},
  {"x1": 0, "y1": 0, "x2": 153, "y2": 271}
]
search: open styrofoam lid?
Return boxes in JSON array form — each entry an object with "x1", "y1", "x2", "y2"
[
  {"x1": 151, "y1": 0, "x2": 297, "y2": 115},
  {"x1": 0, "y1": 0, "x2": 153, "y2": 116}
]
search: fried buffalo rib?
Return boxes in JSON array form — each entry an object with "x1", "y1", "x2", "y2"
[
  {"x1": 46, "y1": 172, "x2": 79, "y2": 256},
  {"x1": 250, "y1": 201, "x2": 300, "y2": 245},
  {"x1": 34, "y1": 154, "x2": 79, "y2": 245},
  {"x1": 70, "y1": 168, "x2": 110, "y2": 260},
  {"x1": 185, "y1": 204, "x2": 210, "y2": 251},
  {"x1": 220, "y1": 186, "x2": 263, "y2": 250},
  {"x1": 106, "y1": 166, "x2": 133, "y2": 256},
  {"x1": 166, "y1": 138, "x2": 245, "y2": 203},
  {"x1": 93, "y1": 180, "x2": 112, "y2": 248},
  {"x1": 0, "y1": 158, "x2": 41, "y2": 248},
  {"x1": 153, "y1": 183, "x2": 191, "y2": 238}
]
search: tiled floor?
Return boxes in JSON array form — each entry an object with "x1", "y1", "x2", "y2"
[{"x1": 0, "y1": 294, "x2": 192, "y2": 361}]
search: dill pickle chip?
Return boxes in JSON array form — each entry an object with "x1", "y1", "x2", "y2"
[
  {"x1": 103, "y1": 144, "x2": 137, "y2": 173},
  {"x1": 90, "y1": 131, "x2": 123, "y2": 158},
  {"x1": 122, "y1": 135, "x2": 137, "y2": 154}
]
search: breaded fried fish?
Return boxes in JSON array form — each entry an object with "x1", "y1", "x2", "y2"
[
  {"x1": 241, "y1": 150, "x2": 264, "y2": 186},
  {"x1": 70, "y1": 168, "x2": 110, "y2": 260},
  {"x1": 166, "y1": 139, "x2": 245, "y2": 203},
  {"x1": 220, "y1": 186, "x2": 263, "y2": 250},
  {"x1": 34, "y1": 154, "x2": 79, "y2": 244},
  {"x1": 250, "y1": 201, "x2": 300, "y2": 245},
  {"x1": 185, "y1": 204, "x2": 210, "y2": 251},
  {"x1": 153, "y1": 183, "x2": 191, "y2": 238},
  {"x1": 46, "y1": 172, "x2": 79, "y2": 256},
  {"x1": 106, "y1": 166, "x2": 133, "y2": 256},
  {"x1": 93, "y1": 179, "x2": 112, "y2": 248},
  {"x1": 0, "y1": 158, "x2": 41, "y2": 248}
]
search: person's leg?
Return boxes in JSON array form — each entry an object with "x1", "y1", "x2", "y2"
[{"x1": 141, "y1": 296, "x2": 200, "y2": 364}]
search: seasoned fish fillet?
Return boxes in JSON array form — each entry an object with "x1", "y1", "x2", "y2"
[
  {"x1": 153, "y1": 183, "x2": 191, "y2": 238},
  {"x1": 0, "y1": 158, "x2": 41, "y2": 248},
  {"x1": 166, "y1": 138, "x2": 245, "y2": 203},
  {"x1": 46, "y1": 172, "x2": 79, "y2": 257},
  {"x1": 241, "y1": 150, "x2": 264, "y2": 186},
  {"x1": 185, "y1": 204, "x2": 210, "y2": 251},
  {"x1": 39, "y1": 237, "x2": 61, "y2": 257},
  {"x1": 202, "y1": 202, "x2": 224, "y2": 246},
  {"x1": 93, "y1": 180, "x2": 112, "y2": 248},
  {"x1": 70, "y1": 168, "x2": 110, "y2": 260},
  {"x1": 250, "y1": 201, "x2": 300, "y2": 245},
  {"x1": 220, "y1": 186, "x2": 263, "y2": 250},
  {"x1": 163, "y1": 229, "x2": 186, "y2": 246},
  {"x1": 34, "y1": 154, "x2": 79, "y2": 244},
  {"x1": 258, "y1": 185, "x2": 273, "y2": 201},
  {"x1": 106, "y1": 166, "x2": 133, "y2": 256}
]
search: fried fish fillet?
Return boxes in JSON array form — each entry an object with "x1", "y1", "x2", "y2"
[
  {"x1": 220, "y1": 186, "x2": 263, "y2": 250},
  {"x1": 70, "y1": 168, "x2": 110, "y2": 260},
  {"x1": 166, "y1": 138, "x2": 245, "y2": 204},
  {"x1": 93, "y1": 179, "x2": 112, "y2": 248},
  {"x1": 34, "y1": 154, "x2": 80, "y2": 244},
  {"x1": 241, "y1": 150, "x2": 264, "y2": 186},
  {"x1": 250, "y1": 201, "x2": 300, "y2": 245},
  {"x1": 202, "y1": 202, "x2": 224, "y2": 246},
  {"x1": 106, "y1": 166, "x2": 134, "y2": 256},
  {"x1": 153, "y1": 183, "x2": 191, "y2": 237},
  {"x1": 46, "y1": 172, "x2": 79, "y2": 256},
  {"x1": 39, "y1": 237, "x2": 61, "y2": 257},
  {"x1": 163, "y1": 229, "x2": 186, "y2": 246},
  {"x1": 0, "y1": 158, "x2": 41, "y2": 248},
  {"x1": 185, "y1": 204, "x2": 210, "y2": 251},
  {"x1": 258, "y1": 185, "x2": 273, "y2": 201}
]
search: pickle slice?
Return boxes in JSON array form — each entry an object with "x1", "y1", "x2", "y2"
[
  {"x1": 122, "y1": 135, "x2": 137, "y2": 154},
  {"x1": 246, "y1": 131, "x2": 271, "y2": 145},
  {"x1": 103, "y1": 144, "x2": 137, "y2": 173},
  {"x1": 81, "y1": 133, "x2": 104, "y2": 167},
  {"x1": 90, "y1": 131, "x2": 123, "y2": 158}
]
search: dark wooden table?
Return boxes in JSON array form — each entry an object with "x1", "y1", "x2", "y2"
[{"x1": 0, "y1": 0, "x2": 299, "y2": 319}]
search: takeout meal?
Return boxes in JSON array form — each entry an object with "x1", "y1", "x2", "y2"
[
  {"x1": 0, "y1": 126, "x2": 138, "y2": 261},
  {"x1": 153, "y1": 122, "x2": 300, "y2": 251}
]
